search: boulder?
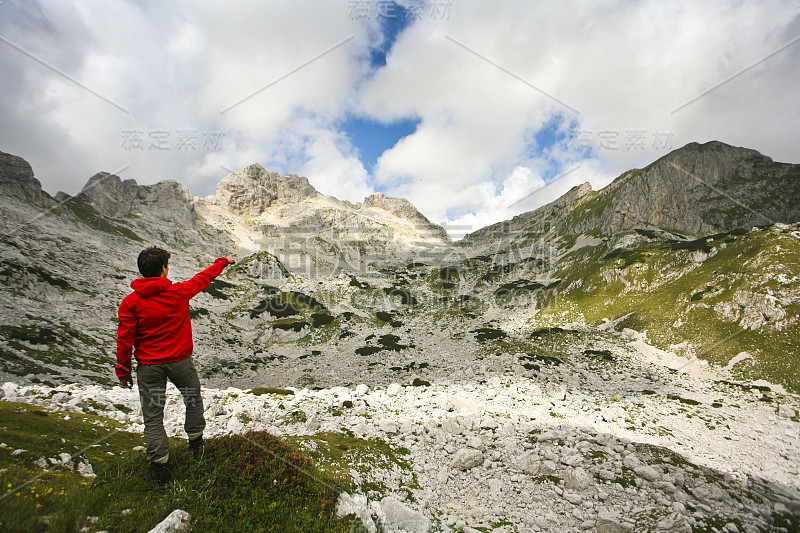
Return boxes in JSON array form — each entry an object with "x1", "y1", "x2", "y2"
[
  {"x1": 147, "y1": 509, "x2": 191, "y2": 533},
  {"x1": 452, "y1": 448, "x2": 484, "y2": 470},
  {"x1": 380, "y1": 497, "x2": 430, "y2": 532},
  {"x1": 564, "y1": 467, "x2": 592, "y2": 491}
]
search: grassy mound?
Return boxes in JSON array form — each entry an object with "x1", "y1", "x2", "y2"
[{"x1": 0, "y1": 401, "x2": 353, "y2": 532}]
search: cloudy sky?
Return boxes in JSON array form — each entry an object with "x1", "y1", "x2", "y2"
[{"x1": 1, "y1": 0, "x2": 798, "y2": 238}]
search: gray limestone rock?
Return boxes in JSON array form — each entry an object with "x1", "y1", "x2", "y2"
[
  {"x1": 634, "y1": 465, "x2": 661, "y2": 482},
  {"x1": 79, "y1": 173, "x2": 198, "y2": 225},
  {"x1": 215, "y1": 164, "x2": 317, "y2": 215},
  {"x1": 359, "y1": 192, "x2": 449, "y2": 241},
  {"x1": 452, "y1": 448, "x2": 484, "y2": 470},
  {"x1": 564, "y1": 467, "x2": 592, "y2": 491},
  {"x1": 0, "y1": 151, "x2": 52, "y2": 205},
  {"x1": 380, "y1": 497, "x2": 430, "y2": 532}
]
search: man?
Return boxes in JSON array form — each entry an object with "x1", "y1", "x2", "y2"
[{"x1": 116, "y1": 246, "x2": 236, "y2": 484}]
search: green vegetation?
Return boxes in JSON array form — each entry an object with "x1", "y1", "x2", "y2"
[
  {"x1": 383, "y1": 287, "x2": 418, "y2": 305},
  {"x1": 666, "y1": 394, "x2": 702, "y2": 406},
  {"x1": 310, "y1": 313, "x2": 335, "y2": 328},
  {"x1": 0, "y1": 261, "x2": 72, "y2": 290},
  {"x1": 355, "y1": 346, "x2": 382, "y2": 356},
  {"x1": 0, "y1": 401, "x2": 359, "y2": 532},
  {"x1": 203, "y1": 279, "x2": 235, "y2": 300},
  {"x1": 249, "y1": 387, "x2": 294, "y2": 396},
  {"x1": 494, "y1": 279, "x2": 544, "y2": 296},
  {"x1": 471, "y1": 327, "x2": 507, "y2": 342},
  {"x1": 285, "y1": 432, "x2": 415, "y2": 497},
  {"x1": 271, "y1": 321, "x2": 309, "y2": 333},
  {"x1": 58, "y1": 196, "x2": 143, "y2": 241},
  {"x1": 530, "y1": 226, "x2": 800, "y2": 392},
  {"x1": 190, "y1": 307, "x2": 209, "y2": 319}
]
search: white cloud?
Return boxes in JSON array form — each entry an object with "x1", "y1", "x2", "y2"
[
  {"x1": 361, "y1": 0, "x2": 800, "y2": 226},
  {"x1": 446, "y1": 165, "x2": 546, "y2": 233},
  {"x1": 0, "y1": 0, "x2": 797, "y2": 235}
]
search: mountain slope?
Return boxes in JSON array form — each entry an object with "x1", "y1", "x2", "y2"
[{"x1": 0, "y1": 142, "x2": 798, "y2": 396}]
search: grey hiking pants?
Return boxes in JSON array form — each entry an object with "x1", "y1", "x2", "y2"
[{"x1": 136, "y1": 356, "x2": 205, "y2": 464}]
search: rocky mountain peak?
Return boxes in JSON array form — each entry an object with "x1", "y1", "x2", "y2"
[
  {"x1": 360, "y1": 192, "x2": 450, "y2": 241},
  {"x1": 214, "y1": 164, "x2": 319, "y2": 215},
  {"x1": 79, "y1": 172, "x2": 197, "y2": 225},
  {"x1": 0, "y1": 151, "x2": 52, "y2": 206},
  {"x1": 593, "y1": 141, "x2": 800, "y2": 236}
]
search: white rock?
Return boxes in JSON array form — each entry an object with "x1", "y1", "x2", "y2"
[
  {"x1": 466, "y1": 436, "x2": 484, "y2": 450},
  {"x1": 380, "y1": 497, "x2": 430, "y2": 532},
  {"x1": 598, "y1": 469, "x2": 616, "y2": 481},
  {"x1": 78, "y1": 459, "x2": 96, "y2": 478},
  {"x1": 479, "y1": 416, "x2": 499, "y2": 429},
  {"x1": 602, "y1": 406, "x2": 627, "y2": 422},
  {"x1": 565, "y1": 467, "x2": 592, "y2": 491},
  {"x1": 336, "y1": 492, "x2": 376, "y2": 533},
  {"x1": 387, "y1": 383, "x2": 403, "y2": 396},
  {"x1": 540, "y1": 460, "x2": 557, "y2": 475},
  {"x1": 622, "y1": 454, "x2": 641, "y2": 469},
  {"x1": 596, "y1": 510, "x2": 632, "y2": 533},
  {"x1": 452, "y1": 448, "x2": 484, "y2": 470},
  {"x1": 656, "y1": 513, "x2": 690, "y2": 533},
  {"x1": 10, "y1": 449, "x2": 26, "y2": 456},
  {"x1": 778, "y1": 405, "x2": 797, "y2": 419},
  {"x1": 356, "y1": 384, "x2": 369, "y2": 395},
  {"x1": 378, "y1": 420, "x2": 399, "y2": 435},
  {"x1": 147, "y1": 509, "x2": 191, "y2": 533},
  {"x1": 515, "y1": 453, "x2": 541, "y2": 476},
  {"x1": 634, "y1": 465, "x2": 660, "y2": 482},
  {"x1": 305, "y1": 415, "x2": 320, "y2": 431}
]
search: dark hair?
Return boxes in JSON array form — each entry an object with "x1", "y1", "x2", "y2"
[{"x1": 137, "y1": 246, "x2": 171, "y2": 278}]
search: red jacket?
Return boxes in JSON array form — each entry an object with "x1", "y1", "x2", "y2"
[{"x1": 116, "y1": 257, "x2": 230, "y2": 380}]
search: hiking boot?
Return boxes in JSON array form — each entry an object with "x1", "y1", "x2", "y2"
[
  {"x1": 142, "y1": 463, "x2": 172, "y2": 485},
  {"x1": 188, "y1": 436, "x2": 203, "y2": 456}
]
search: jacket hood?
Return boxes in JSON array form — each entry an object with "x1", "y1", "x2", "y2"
[{"x1": 131, "y1": 277, "x2": 172, "y2": 298}]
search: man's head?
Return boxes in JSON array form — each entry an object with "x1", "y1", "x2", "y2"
[{"x1": 137, "y1": 246, "x2": 171, "y2": 278}]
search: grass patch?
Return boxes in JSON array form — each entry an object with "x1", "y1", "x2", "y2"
[
  {"x1": 472, "y1": 327, "x2": 507, "y2": 342},
  {"x1": 203, "y1": 279, "x2": 234, "y2": 300},
  {"x1": 494, "y1": 279, "x2": 544, "y2": 296},
  {"x1": 249, "y1": 387, "x2": 294, "y2": 396},
  {"x1": 190, "y1": 307, "x2": 209, "y2": 319},
  {"x1": 355, "y1": 346, "x2": 382, "y2": 356},
  {"x1": 285, "y1": 432, "x2": 414, "y2": 496},
  {"x1": 584, "y1": 349, "x2": 614, "y2": 362},
  {"x1": 377, "y1": 334, "x2": 411, "y2": 351},
  {"x1": 310, "y1": 313, "x2": 335, "y2": 328},
  {"x1": 0, "y1": 261, "x2": 73, "y2": 291},
  {"x1": 666, "y1": 394, "x2": 701, "y2": 406},
  {"x1": 59, "y1": 196, "x2": 143, "y2": 241},
  {"x1": 271, "y1": 321, "x2": 309, "y2": 333},
  {"x1": 382, "y1": 287, "x2": 418, "y2": 305}
]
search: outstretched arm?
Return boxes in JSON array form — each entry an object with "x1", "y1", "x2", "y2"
[{"x1": 174, "y1": 254, "x2": 236, "y2": 300}]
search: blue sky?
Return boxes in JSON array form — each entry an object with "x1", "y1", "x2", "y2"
[
  {"x1": 340, "y1": 116, "x2": 420, "y2": 175},
  {"x1": 341, "y1": 3, "x2": 420, "y2": 189}
]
